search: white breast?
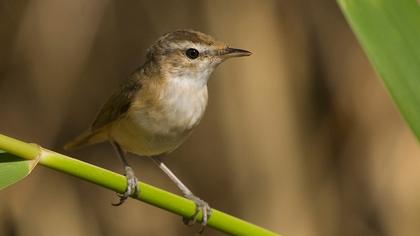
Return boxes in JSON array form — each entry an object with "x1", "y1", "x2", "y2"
[
  {"x1": 128, "y1": 75, "x2": 209, "y2": 138},
  {"x1": 158, "y1": 77, "x2": 208, "y2": 133},
  {"x1": 110, "y1": 63, "x2": 213, "y2": 156},
  {"x1": 111, "y1": 78, "x2": 208, "y2": 156}
]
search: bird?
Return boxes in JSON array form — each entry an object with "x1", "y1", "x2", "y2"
[{"x1": 64, "y1": 29, "x2": 251, "y2": 227}]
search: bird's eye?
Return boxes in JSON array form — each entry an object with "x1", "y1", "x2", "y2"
[{"x1": 185, "y1": 48, "x2": 199, "y2": 59}]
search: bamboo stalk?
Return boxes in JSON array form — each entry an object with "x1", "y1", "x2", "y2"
[{"x1": 0, "y1": 133, "x2": 279, "y2": 236}]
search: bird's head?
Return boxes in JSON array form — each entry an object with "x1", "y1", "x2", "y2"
[{"x1": 146, "y1": 29, "x2": 251, "y2": 84}]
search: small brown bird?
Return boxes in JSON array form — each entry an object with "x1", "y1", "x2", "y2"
[{"x1": 64, "y1": 29, "x2": 251, "y2": 226}]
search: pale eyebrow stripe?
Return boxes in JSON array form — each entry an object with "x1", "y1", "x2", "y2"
[
  {"x1": 160, "y1": 49, "x2": 213, "y2": 58},
  {"x1": 160, "y1": 43, "x2": 215, "y2": 57}
]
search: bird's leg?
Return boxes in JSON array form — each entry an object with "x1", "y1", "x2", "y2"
[
  {"x1": 150, "y1": 157, "x2": 211, "y2": 232},
  {"x1": 111, "y1": 140, "x2": 139, "y2": 206}
]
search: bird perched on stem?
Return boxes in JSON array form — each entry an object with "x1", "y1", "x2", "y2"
[{"x1": 64, "y1": 29, "x2": 251, "y2": 229}]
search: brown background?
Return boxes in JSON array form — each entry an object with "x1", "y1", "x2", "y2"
[{"x1": 1, "y1": 1, "x2": 419, "y2": 236}]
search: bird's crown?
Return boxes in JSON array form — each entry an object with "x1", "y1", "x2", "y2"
[{"x1": 147, "y1": 29, "x2": 222, "y2": 58}]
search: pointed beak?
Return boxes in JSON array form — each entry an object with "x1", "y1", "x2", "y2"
[{"x1": 219, "y1": 47, "x2": 252, "y2": 58}]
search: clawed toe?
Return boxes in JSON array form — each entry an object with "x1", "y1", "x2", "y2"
[
  {"x1": 112, "y1": 166, "x2": 139, "y2": 206},
  {"x1": 183, "y1": 195, "x2": 212, "y2": 233}
]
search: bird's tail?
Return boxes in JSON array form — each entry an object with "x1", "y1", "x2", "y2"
[{"x1": 63, "y1": 129, "x2": 107, "y2": 150}]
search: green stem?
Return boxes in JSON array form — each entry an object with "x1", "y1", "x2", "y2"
[{"x1": 0, "y1": 133, "x2": 279, "y2": 236}]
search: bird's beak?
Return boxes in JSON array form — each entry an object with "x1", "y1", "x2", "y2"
[{"x1": 219, "y1": 47, "x2": 252, "y2": 58}]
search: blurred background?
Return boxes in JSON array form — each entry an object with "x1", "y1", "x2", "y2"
[{"x1": 1, "y1": 0, "x2": 419, "y2": 235}]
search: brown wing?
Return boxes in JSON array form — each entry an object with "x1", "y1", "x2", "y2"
[
  {"x1": 63, "y1": 71, "x2": 143, "y2": 150},
  {"x1": 91, "y1": 74, "x2": 142, "y2": 131}
]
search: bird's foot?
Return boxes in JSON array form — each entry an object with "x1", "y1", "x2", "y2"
[
  {"x1": 112, "y1": 166, "x2": 139, "y2": 206},
  {"x1": 183, "y1": 194, "x2": 212, "y2": 234}
]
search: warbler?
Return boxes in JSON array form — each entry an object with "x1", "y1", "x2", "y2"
[{"x1": 64, "y1": 29, "x2": 251, "y2": 227}]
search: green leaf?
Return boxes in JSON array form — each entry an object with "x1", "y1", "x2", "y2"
[
  {"x1": 338, "y1": 0, "x2": 420, "y2": 140},
  {"x1": 0, "y1": 149, "x2": 39, "y2": 190}
]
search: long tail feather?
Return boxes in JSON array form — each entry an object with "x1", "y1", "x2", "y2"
[{"x1": 64, "y1": 129, "x2": 107, "y2": 150}]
